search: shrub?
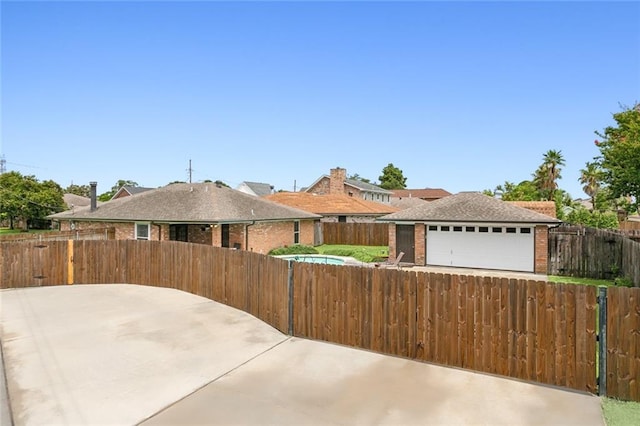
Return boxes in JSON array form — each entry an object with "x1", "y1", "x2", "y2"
[
  {"x1": 268, "y1": 245, "x2": 318, "y2": 256},
  {"x1": 614, "y1": 277, "x2": 634, "y2": 287}
]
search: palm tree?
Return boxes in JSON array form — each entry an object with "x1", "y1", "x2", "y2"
[
  {"x1": 579, "y1": 162, "x2": 602, "y2": 209},
  {"x1": 533, "y1": 150, "x2": 565, "y2": 200}
]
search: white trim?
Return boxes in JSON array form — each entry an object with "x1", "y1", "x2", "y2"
[{"x1": 135, "y1": 222, "x2": 151, "y2": 240}]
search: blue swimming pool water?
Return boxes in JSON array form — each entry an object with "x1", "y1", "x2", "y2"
[{"x1": 277, "y1": 255, "x2": 345, "y2": 265}]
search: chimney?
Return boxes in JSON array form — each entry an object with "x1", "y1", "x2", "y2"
[
  {"x1": 90, "y1": 182, "x2": 97, "y2": 212},
  {"x1": 329, "y1": 167, "x2": 346, "y2": 195}
]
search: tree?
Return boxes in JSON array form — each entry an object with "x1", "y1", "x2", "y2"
[
  {"x1": 378, "y1": 163, "x2": 407, "y2": 190},
  {"x1": 594, "y1": 103, "x2": 640, "y2": 214},
  {"x1": 0, "y1": 171, "x2": 65, "y2": 229},
  {"x1": 348, "y1": 173, "x2": 371, "y2": 184},
  {"x1": 65, "y1": 183, "x2": 91, "y2": 197},
  {"x1": 493, "y1": 180, "x2": 541, "y2": 201},
  {"x1": 533, "y1": 149, "x2": 565, "y2": 201},
  {"x1": 578, "y1": 162, "x2": 603, "y2": 209},
  {"x1": 98, "y1": 179, "x2": 139, "y2": 202}
]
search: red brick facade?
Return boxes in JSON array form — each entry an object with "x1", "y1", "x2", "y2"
[
  {"x1": 414, "y1": 224, "x2": 426, "y2": 265},
  {"x1": 329, "y1": 167, "x2": 347, "y2": 194},
  {"x1": 534, "y1": 225, "x2": 549, "y2": 274}
]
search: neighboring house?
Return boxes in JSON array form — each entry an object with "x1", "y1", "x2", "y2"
[
  {"x1": 63, "y1": 193, "x2": 92, "y2": 209},
  {"x1": 264, "y1": 192, "x2": 399, "y2": 223},
  {"x1": 377, "y1": 192, "x2": 561, "y2": 274},
  {"x1": 236, "y1": 181, "x2": 274, "y2": 197},
  {"x1": 508, "y1": 201, "x2": 557, "y2": 219},
  {"x1": 389, "y1": 197, "x2": 428, "y2": 211},
  {"x1": 111, "y1": 185, "x2": 154, "y2": 200},
  {"x1": 304, "y1": 167, "x2": 393, "y2": 204},
  {"x1": 391, "y1": 188, "x2": 451, "y2": 202},
  {"x1": 49, "y1": 182, "x2": 321, "y2": 254}
]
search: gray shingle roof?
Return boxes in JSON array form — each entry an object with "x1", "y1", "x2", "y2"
[
  {"x1": 344, "y1": 178, "x2": 393, "y2": 194},
  {"x1": 63, "y1": 193, "x2": 91, "y2": 208},
  {"x1": 377, "y1": 192, "x2": 561, "y2": 224},
  {"x1": 240, "y1": 181, "x2": 274, "y2": 196},
  {"x1": 50, "y1": 183, "x2": 321, "y2": 223}
]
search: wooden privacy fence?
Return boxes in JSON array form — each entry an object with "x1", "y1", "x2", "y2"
[
  {"x1": 1, "y1": 240, "x2": 638, "y2": 401},
  {"x1": 322, "y1": 222, "x2": 388, "y2": 246},
  {"x1": 549, "y1": 225, "x2": 640, "y2": 286}
]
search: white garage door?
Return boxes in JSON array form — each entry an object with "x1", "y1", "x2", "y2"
[{"x1": 426, "y1": 224, "x2": 535, "y2": 272}]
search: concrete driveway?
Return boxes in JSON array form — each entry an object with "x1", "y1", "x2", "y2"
[{"x1": 1, "y1": 284, "x2": 604, "y2": 426}]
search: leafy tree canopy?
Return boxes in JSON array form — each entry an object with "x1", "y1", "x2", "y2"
[
  {"x1": 533, "y1": 149, "x2": 565, "y2": 201},
  {"x1": 65, "y1": 183, "x2": 91, "y2": 197},
  {"x1": 594, "y1": 103, "x2": 640, "y2": 214},
  {"x1": 493, "y1": 180, "x2": 541, "y2": 201},
  {"x1": 347, "y1": 173, "x2": 371, "y2": 184},
  {"x1": 378, "y1": 163, "x2": 407, "y2": 190},
  {"x1": 0, "y1": 171, "x2": 65, "y2": 229}
]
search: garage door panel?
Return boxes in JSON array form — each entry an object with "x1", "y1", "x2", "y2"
[{"x1": 427, "y1": 226, "x2": 534, "y2": 272}]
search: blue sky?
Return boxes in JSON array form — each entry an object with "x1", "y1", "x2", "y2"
[{"x1": 2, "y1": 1, "x2": 639, "y2": 198}]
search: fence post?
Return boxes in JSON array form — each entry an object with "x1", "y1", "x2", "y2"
[
  {"x1": 598, "y1": 286, "x2": 607, "y2": 396},
  {"x1": 287, "y1": 260, "x2": 294, "y2": 336}
]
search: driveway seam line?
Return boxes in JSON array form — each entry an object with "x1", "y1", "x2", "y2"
[{"x1": 137, "y1": 335, "x2": 293, "y2": 425}]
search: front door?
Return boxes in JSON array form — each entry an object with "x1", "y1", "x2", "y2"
[{"x1": 395, "y1": 224, "x2": 415, "y2": 263}]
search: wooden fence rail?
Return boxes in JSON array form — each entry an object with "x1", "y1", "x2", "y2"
[{"x1": 1, "y1": 240, "x2": 638, "y2": 401}]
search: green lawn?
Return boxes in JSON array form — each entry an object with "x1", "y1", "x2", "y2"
[
  {"x1": 548, "y1": 275, "x2": 616, "y2": 287},
  {"x1": 0, "y1": 228, "x2": 21, "y2": 235},
  {"x1": 315, "y1": 244, "x2": 388, "y2": 263},
  {"x1": 602, "y1": 398, "x2": 640, "y2": 426}
]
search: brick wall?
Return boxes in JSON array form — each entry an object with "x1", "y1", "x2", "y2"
[
  {"x1": 59, "y1": 221, "x2": 155, "y2": 240},
  {"x1": 306, "y1": 177, "x2": 331, "y2": 195},
  {"x1": 248, "y1": 220, "x2": 316, "y2": 254},
  {"x1": 388, "y1": 223, "x2": 397, "y2": 262},
  {"x1": 329, "y1": 167, "x2": 346, "y2": 194},
  {"x1": 534, "y1": 225, "x2": 548, "y2": 274},
  {"x1": 414, "y1": 224, "x2": 425, "y2": 265}
]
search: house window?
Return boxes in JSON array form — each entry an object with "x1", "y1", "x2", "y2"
[
  {"x1": 479, "y1": 227, "x2": 489, "y2": 233},
  {"x1": 453, "y1": 226, "x2": 462, "y2": 232},
  {"x1": 506, "y1": 227, "x2": 516, "y2": 233},
  {"x1": 521, "y1": 228, "x2": 532, "y2": 234},
  {"x1": 294, "y1": 221, "x2": 300, "y2": 244},
  {"x1": 338, "y1": 216, "x2": 347, "y2": 223},
  {"x1": 492, "y1": 227, "x2": 502, "y2": 233},
  {"x1": 441, "y1": 226, "x2": 450, "y2": 231},
  {"x1": 428, "y1": 225, "x2": 438, "y2": 231},
  {"x1": 135, "y1": 223, "x2": 150, "y2": 240},
  {"x1": 466, "y1": 226, "x2": 475, "y2": 232}
]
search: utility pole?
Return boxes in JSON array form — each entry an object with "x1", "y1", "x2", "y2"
[
  {"x1": 0, "y1": 155, "x2": 5, "y2": 174},
  {"x1": 187, "y1": 159, "x2": 192, "y2": 183}
]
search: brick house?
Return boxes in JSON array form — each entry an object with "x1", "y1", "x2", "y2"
[
  {"x1": 391, "y1": 188, "x2": 452, "y2": 202},
  {"x1": 49, "y1": 182, "x2": 321, "y2": 254},
  {"x1": 111, "y1": 185, "x2": 154, "y2": 200},
  {"x1": 264, "y1": 192, "x2": 398, "y2": 223},
  {"x1": 304, "y1": 167, "x2": 393, "y2": 204},
  {"x1": 377, "y1": 192, "x2": 561, "y2": 274}
]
